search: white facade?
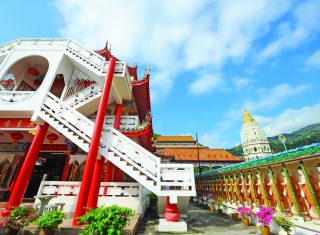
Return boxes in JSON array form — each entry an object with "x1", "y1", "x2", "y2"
[{"x1": 240, "y1": 108, "x2": 272, "y2": 161}]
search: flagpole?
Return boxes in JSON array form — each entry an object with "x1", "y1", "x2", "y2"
[{"x1": 196, "y1": 132, "x2": 202, "y2": 203}]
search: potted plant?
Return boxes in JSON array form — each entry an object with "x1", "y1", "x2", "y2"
[
  {"x1": 273, "y1": 215, "x2": 295, "y2": 235},
  {"x1": 34, "y1": 209, "x2": 66, "y2": 235},
  {"x1": 231, "y1": 209, "x2": 239, "y2": 221},
  {"x1": 237, "y1": 205, "x2": 253, "y2": 227},
  {"x1": 0, "y1": 206, "x2": 36, "y2": 235},
  {"x1": 256, "y1": 206, "x2": 273, "y2": 235},
  {"x1": 216, "y1": 198, "x2": 223, "y2": 215},
  {"x1": 78, "y1": 205, "x2": 134, "y2": 235},
  {"x1": 207, "y1": 194, "x2": 216, "y2": 212}
]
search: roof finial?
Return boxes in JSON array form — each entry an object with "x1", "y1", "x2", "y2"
[
  {"x1": 109, "y1": 43, "x2": 112, "y2": 52},
  {"x1": 144, "y1": 68, "x2": 151, "y2": 77},
  {"x1": 243, "y1": 106, "x2": 255, "y2": 124},
  {"x1": 105, "y1": 41, "x2": 108, "y2": 49}
]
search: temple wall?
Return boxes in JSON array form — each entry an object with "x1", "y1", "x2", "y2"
[{"x1": 195, "y1": 153, "x2": 320, "y2": 234}]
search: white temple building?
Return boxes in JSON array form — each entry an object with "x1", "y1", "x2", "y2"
[{"x1": 240, "y1": 107, "x2": 272, "y2": 161}]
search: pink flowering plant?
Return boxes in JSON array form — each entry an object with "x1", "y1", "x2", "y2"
[
  {"x1": 237, "y1": 206, "x2": 253, "y2": 219},
  {"x1": 207, "y1": 194, "x2": 215, "y2": 206},
  {"x1": 256, "y1": 206, "x2": 273, "y2": 226},
  {"x1": 0, "y1": 206, "x2": 36, "y2": 231}
]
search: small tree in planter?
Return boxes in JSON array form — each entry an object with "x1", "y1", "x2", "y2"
[
  {"x1": 256, "y1": 206, "x2": 273, "y2": 235},
  {"x1": 273, "y1": 215, "x2": 295, "y2": 235},
  {"x1": 35, "y1": 209, "x2": 66, "y2": 235},
  {"x1": 78, "y1": 205, "x2": 134, "y2": 235},
  {"x1": 237, "y1": 206, "x2": 253, "y2": 227},
  {"x1": 216, "y1": 198, "x2": 223, "y2": 214}
]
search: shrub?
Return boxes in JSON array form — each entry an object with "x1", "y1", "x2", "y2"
[
  {"x1": 148, "y1": 192, "x2": 158, "y2": 205},
  {"x1": 0, "y1": 206, "x2": 36, "y2": 231},
  {"x1": 256, "y1": 206, "x2": 273, "y2": 226},
  {"x1": 273, "y1": 215, "x2": 295, "y2": 234},
  {"x1": 237, "y1": 206, "x2": 253, "y2": 219},
  {"x1": 216, "y1": 198, "x2": 223, "y2": 209},
  {"x1": 35, "y1": 209, "x2": 66, "y2": 231},
  {"x1": 78, "y1": 205, "x2": 134, "y2": 235}
]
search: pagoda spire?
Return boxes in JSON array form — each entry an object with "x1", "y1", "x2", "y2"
[{"x1": 243, "y1": 106, "x2": 255, "y2": 124}]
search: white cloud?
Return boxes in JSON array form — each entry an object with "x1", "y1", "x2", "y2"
[
  {"x1": 260, "y1": 0, "x2": 320, "y2": 60},
  {"x1": 199, "y1": 131, "x2": 230, "y2": 149},
  {"x1": 261, "y1": 102, "x2": 320, "y2": 136},
  {"x1": 188, "y1": 73, "x2": 223, "y2": 95},
  {"x1": 232, "y1": 77, "x2": 252, "y2": 90},
  {"x1": 246, "y1": 83, "x2": 309, "y2": 111},
  {"x1": 54, "y1": 0, "x2": 294, "y2": 97},
  {"x1": 306, "y1": 50, "x2": 320, "y2": 68}
]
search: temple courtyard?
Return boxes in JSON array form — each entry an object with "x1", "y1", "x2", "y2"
[{"x1": 136, "y1": 202, "x2": 261, "y2": 235}]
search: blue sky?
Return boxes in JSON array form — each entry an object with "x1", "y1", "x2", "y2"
[{"x1": 1, "y1": 0, "x2": 320, "y2": 149}]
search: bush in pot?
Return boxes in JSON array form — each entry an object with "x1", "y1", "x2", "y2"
[
  {"x1": 78, "y1": 205, "x2": 134, "y2": 235},
  {"x1": 35, "y1": 209, "x2": 66, "y2": 235},
  {"x1": 0, "y1": 205, "x2": 36, "y2": 235},
  {"x1": 273, "y1": 215, "x2": 295, "y2": 235},
  {"x1": 216, "y1": 198, "x2": 223, "y2": 214},
  {"x1": 207, "y1": 194, "x2": 216, "y2": 212},
  {"x1": 256, "y1": 206, "x2": 273, "y2": 235},
  {"x1": 237, "y1": 206, "x2": 253, "y2": 227}
]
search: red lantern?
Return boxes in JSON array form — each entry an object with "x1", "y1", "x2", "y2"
[
  {"x1": 10, "y1": 133, "x2": 24, "y2": 145},
  {"x1": 28, "y1": 67, "x2": 39, "y2": 76},
  {"x1": 47, "y1": 133, "x2": 59, "y2": 144}
]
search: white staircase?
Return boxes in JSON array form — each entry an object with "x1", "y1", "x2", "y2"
[
  {"x1": 34, "y1": 92, "x2": 196, "y2": 197},
  {"x1": 64, "y1": 83, "x2": 102, "y2": 110}
]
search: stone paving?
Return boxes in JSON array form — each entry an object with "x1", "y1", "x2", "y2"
[{"x1": 136, "y1": 202, "x2": 262, "y2": 235}]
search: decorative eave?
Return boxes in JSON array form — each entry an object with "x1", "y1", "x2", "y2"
[
  {"x1": 131, "y1": 72, "x2": 152, "y2": 128},
  {"x1": 128, "y1": 64, "x2": 138, "y2": 81},
  {"x1": 197, "y1": 142, "x2": 320, "y2": 177},
  {"x1": 95, "y1": 42, "x2": 120, "y2": 61},
  {"x1": 121, "y1": 121, "x2": 153, "y2": 151}
]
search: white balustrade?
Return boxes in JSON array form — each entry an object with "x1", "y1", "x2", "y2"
[
  {"x1": 42, "y1": 92, "x2": 94, "y2": 141},
  {"x1": 36, "y1": 181, "x2": 146, "y2": 213},
  {"x1": 66, "y1": 40, "x2": 105, "y2": 71},
  {"x1": 104, "y1": 115, "x2": 139, "y2": 129},
  {"x1": 102, "y1": 127, "x2": 160, "y2": 181},
  {"x1": 0, "y1": 91, "x2": 34, "y2": 103}
]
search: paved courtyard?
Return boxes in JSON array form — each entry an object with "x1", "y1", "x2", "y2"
[{"x1": 136, "y1": 202, "x2": 262, "y2": 235}]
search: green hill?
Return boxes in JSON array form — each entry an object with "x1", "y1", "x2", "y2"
[{"x1": 226, "y1": 123, "x2": 320, "y2": 157}]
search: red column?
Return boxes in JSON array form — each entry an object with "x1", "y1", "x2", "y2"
[
  {"x1": 7, "y1": 123, "x2": 49, "y2": 207},
  {"x1": 111, "y1": 104, "x2": 122, "y2": 182},
  {"x1": 72, "y1": 57, "x2": 116, "y2": 225},
  {"x1": 87, "y1": 103, "x2": 123, "y2": 207},
  {"x1": 60, "y1": 154, "x2": 70, "y2": 181},
  {"x1": 103, "y1": 161, "x2": 114, "y2": 196}
]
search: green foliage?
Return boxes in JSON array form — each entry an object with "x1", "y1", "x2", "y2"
[
  {"x1": 216, "y1": 198, "x2": 223, "y2": 209},
  {"x1": 153, "y1": 132, "x2": 161, "y2": 141},
  {"x1": 148, "y1": 192, "x2": 158, "y2": 204},
  {"x1": 273, "y1": 215, "x2": 295, "y2": 233},
  {"x1": 35, "y1": 209, "x2": 66, "y2": 231},
  {"x1": 0, "y1": 206, "x2": 36, "y2": 230},
  {"x1": 78, "y1": 205, "x2": 134, "y2": 235},
  {"x1": 227, "y1": 123, "x2": 320, "y2": 156}
]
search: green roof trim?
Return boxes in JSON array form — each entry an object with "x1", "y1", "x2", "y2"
[{"x1": 195, "y1": 143, "x2": 320, "y2": 177}]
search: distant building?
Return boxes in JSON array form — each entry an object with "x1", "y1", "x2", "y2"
[
  {"x1": 241, "y1": 107, "x2": 272, "y2": 161},
  {"x1": 155, "y1": 136, "x2": 243, "y2": 169}
]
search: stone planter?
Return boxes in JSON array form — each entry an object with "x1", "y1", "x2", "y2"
[
  {"x1": 39, "y1": 229, "x2": 56, "y2": 235},
  {"x1": 2, "y1": 228, "x2": 19, "y2": 235},
  {"x1": 242, "y1": 217, "x2": 250, "y2": 227},
  {"x1": 260, "y1": 225, "x2": 270, "y2": 235}
]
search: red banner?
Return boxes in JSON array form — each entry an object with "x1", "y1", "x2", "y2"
[{"x1": 0, "y1": 118, "x2": 37, "y2": 130}]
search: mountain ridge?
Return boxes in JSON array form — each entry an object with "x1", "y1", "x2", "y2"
[{"x1": 226, "y1": 123, "x2": 320, "y2": 156}]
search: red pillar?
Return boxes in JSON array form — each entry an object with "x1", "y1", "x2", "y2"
[
  {"x1": 7, "y1": 123, "x2": 49, "y2": 207},
  {"x1": 111, "y1": 104, "x2": 122, "y2": 182},
  {"x1": 102, "y1": 161, "x2": 114, "y2": 196},
  {"x1": 72, "y1": 57, "x2": 116, "y2": 225},
  {"x1": 87, "y1": 103, "x2": 123, "y2": 207},
  {"x1": 60, "y1": 154, "x2": 70, "y2": 181}
]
